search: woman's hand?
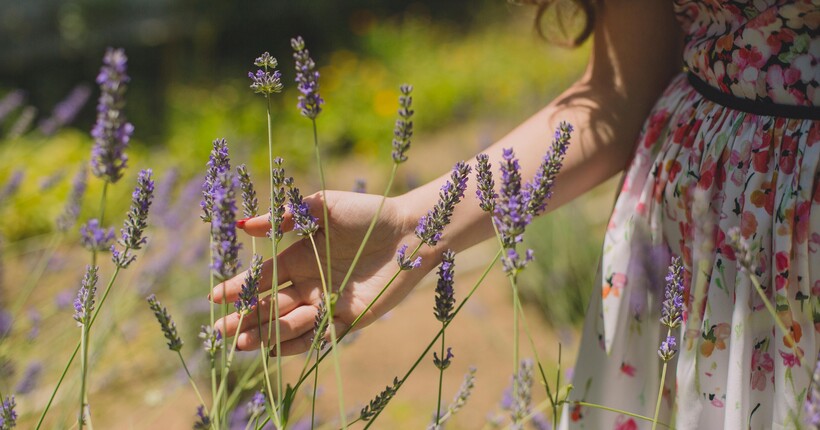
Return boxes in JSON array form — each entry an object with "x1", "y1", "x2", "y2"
[{"x1": 210, "y1": 190, "x2": 436, "y2": 356}]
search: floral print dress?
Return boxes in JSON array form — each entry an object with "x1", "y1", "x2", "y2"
[{"x1": 563, "y1": 1, "x2": 818, "y2": 429}]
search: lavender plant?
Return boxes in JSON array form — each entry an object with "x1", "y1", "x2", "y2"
[
  {"x1": 432, "y1": 250, "x2": 456, "y2": 426},
  {"x1": 650, "y1": 258, "x2": 683, "y2": 430},
  {"x1": 0, "y1": 396, "x2": 16, "y2": 429}
]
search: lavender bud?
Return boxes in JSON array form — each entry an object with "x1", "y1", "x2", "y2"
[
  {"x1": 56, "y1": 167, "x2": 87, "y2": 232},
  {"x1": 360, "y1": 377, "x2": 401, "y2": 421},
  {"x1": 494, "y1": 149, "x2": 531, "y2": 249},
  {"x1": 246, "y1": 391, "x2": 266, "y2": 419},
  {"x1": 269, "y1": 157, "x2": 289, "y2": 241},
  {"x1": 146, "y1": 294, "x2": 183, "y2": 352},
  {"x1": 288, "y1": 187, "x2": 318, "y2": 236},
  {"x1": 193, "y1": 405, "x2": 211, "y2": 429},
  {"x1": 415, "y1": 161, "x2": 471, "y2": 246},
  {"x1": 0, "y1": 395, "x2": 16, "y2": 429},
  {"x1": 428, "y1": 367, "x2": 476, "y2": 429},
  {"x1": 391, "y1": 84, "x2": 414, "y2": 163},
  {"x1": 90, "y1": 48, "x2": 132, "y2": 184},
  {"x1": 199, "y1": 325, "x2": 223, "y2": 357},
  {"x1": 475, "y1": 154, "x2": 496, "y2": 212},
  {"x1": 510, "y1": 359, "x2": 533, "y2": 428},
  {"x1": 660, "y1": 257, "x2": 684, "y2": 329},
  {"x1": 200, "y1": 138, "x2": 231, "y2": 223},
  {"x1": 434, "y1": 250, "x2": 456, "y2": 323},
  {"x1": 291, "y1": 36, "x2": 324, "y2": 119},
  {"x1": 501, "y1": 248, "x2": 534, "y2": 277},
  {"x1": 236, "y1": 164, "x2": 258, "y2": 219},
  {"x1": 210, "y1": 172, "x2": 241, "y2": 281},
  {"x1": 524, "y1": 121, "x2": 572, "y2": 216},
  {"x1": 248, "y1": 69, "x2": 284, "y2": 96},
  {"x1": 0, "y1": 170, "x2": 24, "y2": 206},
  {"x1": 312, "y1": 295, "x2": 329, "y2": 351},
  {"x1": 433, "y1": 347, "x2": 454, "y2": 370},
  {"x1": 657, "y1": 335, "x2": 677, "y2": 362},
  {"x1": 79, "y1": 219, "x2": 115, "y2": 252},
  {"x1": 234, "y1": 254, "x2": 262, "y2": 315},
  {"x1": 727, "y1": 226, "x2": 756, "y2": 273},
  {"x1": 112, "y1": 169, "x2": 155, "y2": 268},
  {"x1": 72, "y1": 265, "x2": 99, "y2": 326},
  {"x1": 254, "y1": 52, "x2": 278, "y2": 69},
  {"x1": 396, "y1": 244, "x2": 422, "y2": 271}
]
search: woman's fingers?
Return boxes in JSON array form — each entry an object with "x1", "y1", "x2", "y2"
[
  {"x1": 238, "y1": 192, "x2": 326, "y2": 238},
  {"x1": 234, "y1": 305, "x2": 347, "y2": 352},
  {"x1": 213, "y1": 291, "x2": 304, "y2": 337},
  {"x1": 270, "y1": 320, "x2": 350, "y2": 356}
]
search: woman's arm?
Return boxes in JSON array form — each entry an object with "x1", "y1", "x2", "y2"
[{"x1": 402, "y1": 0, "x2": 684, "y2": 262}]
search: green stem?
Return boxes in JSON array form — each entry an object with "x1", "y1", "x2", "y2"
[
  {"x1": 511, "y1": 290, "x2": 556, "y2": 421},
  {"x1": 208, "y1": 235, "x2": 218, "y2": 428},
  {"x1": 91, "y1": 182, "x2": 109, "y2": 268},
  {"x1": 177, "y1": 351, "x2": 209, "y2": 416},
  {"x1": 361, "y1": 249, "x2": 502, "y2": 429},
  {"x1": 78, "y1": 321, "x2": 89, "y2": 430},
  {"x1": 652, "y1": 327, "x2": 672, "y2": 430},
  {"x1": 265, "y1": 94, "x2": 283, "y2": 427},
  {"x1": 310, "y1": 119, "x2": 332, "y2": 317},
  {"x1": 307, "y1": 234, "x2": 347, "y2": 429},
  {"x1": 511, "y1": 274, "x2": 520, "y2": 405},
  {"x1": 435, "y1": 330, "x2": 445, "y2": 425},
  {"x1": 336, "y1": 163, "x2": 398, "y2": 296},
  {"x1": 8, "y1": 233, "x2": 62, "y2": 318},
  {"x1": 211, "y1": 313, "x2": 246, "y2": 421},
  {"x1": 310, "y1": 349, "x2": 319, "y2": 430},
  {"x1": 575, "y1": 401, "x2": 674, "y2": 429}
]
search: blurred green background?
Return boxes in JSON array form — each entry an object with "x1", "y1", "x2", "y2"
[{"x1": 0, "y1": 0, "x2": 614, "y2": 428}]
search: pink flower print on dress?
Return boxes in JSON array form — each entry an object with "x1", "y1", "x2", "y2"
[
  {"x1": 614, "y1": 415, "x2": 638, "y2": 430},
  {"x1": 750, "y1": 348, "x2": 774, "y2": 391},
  {"x1": 779, "y1": 347, "x2": 804, "y2": 368},
  {"x1": 620, "y1": 362, "x2": 636, "y2": 377}
]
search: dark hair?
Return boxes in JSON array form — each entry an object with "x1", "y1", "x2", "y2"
[{"x1": 513, "y1": 0, "x2": 596, "y2": 47}]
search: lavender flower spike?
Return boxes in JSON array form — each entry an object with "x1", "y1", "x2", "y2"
[
  {"x1": 288, "y1": 187, "x2": 318, "y2": 236},
  {"x1": 90, "y1": 48, "x2": 133, "y2": 183},
  {"x1": 396, "y1": 244, "x2": 422, "y2": 271},
  {"x1": 248, "y1": 65, "x2": 283, "y2": 96},
  {"x1": 524, "y1": 121, "x2": 572, "y2": 216},
  {"x1": 236, "y1": 164, "x2": 258, "y2": 219},
  {"x1": 235, "y1": 254, "x2": 263, "y2": 315},
  {"x1": 193, "y1": 405, "x2": 211, "y2": 429},
  {"x1": 72, "y1": 266, "x2": 99, "y2": 326},
  {"x1": 0, "y1": 395, "x2": 16, "y2": 429},
  {"x1": 494, "y1": 148, "x2": 531, "y2": 249},
  {"x1": 475, "y1": 154, "x2": 496, "y2": 212},
  {"x1": 269, "y1": 157, "x2": 289, "y2": 241},
  {"x1": 246, "y1": 391, "x2": 266, "y2": 420},
  {"x1": 428, "y1": 367, "x2": 476, "y2": 430},
  {"x1": 434, "y1": 250, "x2": 456, "y2": 323},
  {"x1": 79, "y1": 219, "x2": 115, "y2": 252},
  {"x1": 200, "y1": 138, "x2": 231, "y2": 223},
  {"x1": 56, "y1": 166, "x2": 88, "y2": 232},
  {"x1": 146, "y1": 294, "x2": 183, "y2": 352},
  {"x1": 291, "y1": 36, "x2": 324, "y2": 119},
  {"x1": 510, "y1": 359, "x2": 533, "y2": 429},
  {"x1": 501, "y1": 248, "x2": 534, "y2": 277},
  {"x1": 0, "y1": 170, "x2": 24, "y2": 205},
  {"x1": 415, "y1": 161, "x2": 471, "y2": 246},
  {"x1": 392, "y1": 84, "x2": 414, "y2": 163},
  {"x1": 210, "y1": 172, "x2": 241, "y2": 281},
  {"x1": 660, "y1": 257, "x2": 684, "y2": 329},
  {"x1": 433, "y1": 347, "x2": 454, "y2": 371},
  {"x1": 657, "y1": 335, "x2": 677, "y2": 362},
  {"x1": 199, "y1": 325, "x2": 223, "y2": 356},
  {"x1": 112, "y1": 169, "x2": 155, "y2": 268},
  {"x1": 360, "y1": 377, "x2": 401, "y2": 421}
]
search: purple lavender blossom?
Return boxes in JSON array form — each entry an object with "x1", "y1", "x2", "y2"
[
  {"x1": 0, "y1": 395, "x2": 16, "y2": 429},
  {"x1": 39, "y1": 170, "x2": 65, "y2": 191},
  {"x1": 201, "y1": 138, "x2": 231, "y2": 223},
  {"x1": 193, "y1": 405, "x2": 211, "y2": 429},
  {"x1": 210, "y1": 172, "x2": 241, "y2": 281},
  {"x1": 392, "y1": 84, "x2": 414, "y2": 163},
  {"x1": 415, "y1": 161, "x2": 471, "y2": 246},
  {"x1": 428, "y1": 367, "x2": 476, "y2": 430},
  {"x1": 236, "y1": 164, "x2": 258, "y2": 219},
  {"x1": 26, "y1": 308, "x2": 40, "y2": 340},
  {"x1": 657, "y1": 335, "x2": 677, "y2": 362},
  {"x1": 56, "y1": 166, "x2": 88, "y2": 232},
  {"x1": 396, "y1": 244, "x2": 422, "y2": 271},
  {"x1": 72, "y1": 265, "x2": 99, "y2": 326},
  {"x1": 494, "y1": 149, "x2": 531, "y2": 249},
  {"x1": 79, "y1": 219, "x2": 115, "y2": 252},
  {"x1": 291, "y1": 36, "x2": 324, "y2": 119},
  {"x1": 112, "y1": 169, "x2": 154, "y2": 268},
  {"x1": 288, "y1": 187, "x2": 318, "y2": 236},
  {"x1": 268, "y1": 157, "x2": 289, "y2": 241},
  {"x1": 0, "y1": 90, "x2": 25, "y2": 124},
  {"x1": 55, "y1": 289, "x2": 73, "y2": 310},
  {"x1": 660, "y1": 257, "x2": 684, "y2": 329},
  {"x1": 475, "y1": 154, "x2": 496, "y2": 212},
  {"x1": 39, "y1": 84, "x2": 92, "y2": 136},
  {"x1": 199, "y1": 325, "x2": 223, "y2": 357},
  {"x1": 434, "y1": 250, "x2": 456, "y2": 323},
  {"x1": 510, "y1": 359, "x2": 533, "y2": 429},
  {"x1": 360, "y1": 377, "x2": 401, "y2": 422},
  {"x1": 0, "y1": 311, "x2": 11, "y2": 339},
  {"x1": 245, "y1": 391, "x2": 266, "y2": 420},
  {"x1": 531, "y1": 412, "x2": 552, "y2": 430},
  {"x1": 0, "y1": 170, "x2": 24, "y2": 205},
  {"x1": 150, "y1": 167, "x2": 178, "y2": 226},
  {"x1": 8, "y1": 106, "x2": 36, "y2": 139},
  {"x1": 501, "y1": 248, "x2": 534, "y2": 277},
  {"x1": 235, "y1": 254, "x2": 262, "y2": 315},
  {"x1": 147, "y1": 294, "x2": 183, "y2": 351},
  {"x1": 90, "y1": 48, "x2": 133, "y2": 184},
  {"x1": 805, "y1": 353, "x2": 820, "y2": 427},
  {"x1": 433, "y1": 347, "x2": 454, "y2": 371},
  {"x1": 248, "y1": 69, "x2": 284, "y2": 96},
  {"x1": 524, "y1": 122, "x2": 572, "y2": 216},
  {"x1": 15, "y1": 361, "x2": 42, "y2": 395}
]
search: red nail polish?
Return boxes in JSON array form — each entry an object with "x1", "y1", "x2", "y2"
[
  {"x1": 236, "y1": 218, "x2": 249, "y2": 228},
  {"x1": 207, "y1": 293, "x2": 211, "y2": 301}
]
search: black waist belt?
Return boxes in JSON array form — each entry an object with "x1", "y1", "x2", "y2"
[{"x1": 687, "y1": 72, "x2": 819, "y2": 121}]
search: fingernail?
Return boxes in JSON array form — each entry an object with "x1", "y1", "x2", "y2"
[
  {"x1": 207, "y1": 293, "x2": 211, "y2": 301},
  {"x1": 236, "y1": 218, "x2": 250, "y2": 229},
  {"x1": 236, "y1": 344, "x2": 242, "y2": 351}
]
